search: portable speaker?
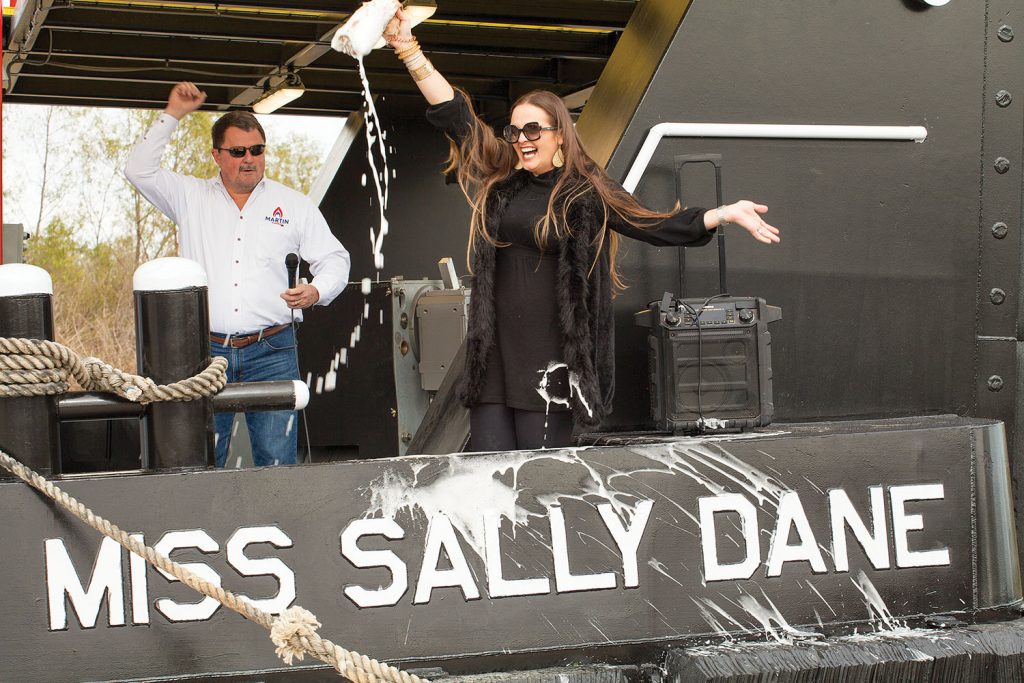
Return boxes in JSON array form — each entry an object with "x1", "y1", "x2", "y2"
[{"x1": 635, "y1": 294, "x2": 782, "y2": 432}]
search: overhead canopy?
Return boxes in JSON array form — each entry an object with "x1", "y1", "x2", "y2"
[{"x1": 2, "y1": 0, "x2": 635, "y2": 117}]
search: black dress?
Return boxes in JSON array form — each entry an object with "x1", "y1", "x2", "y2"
[{"x1": 427, "y1": 95, "x2": 713, "y2": 415}]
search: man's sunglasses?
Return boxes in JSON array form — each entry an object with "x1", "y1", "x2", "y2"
[
  {"x1": 215, "y1": 144, "x2": 266, "y2": 158},
  {"x1": 502, "y1": 122, "x2": 559, "y2": 144}
]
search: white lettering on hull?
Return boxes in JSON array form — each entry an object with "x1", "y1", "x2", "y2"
[{"x1": 45, "y1": 526, "x2": 295, "y2": 630}]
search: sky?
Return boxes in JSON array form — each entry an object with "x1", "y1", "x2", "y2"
[{"x1": 1, "y1": 103, "x2": 346, "y2": 236}]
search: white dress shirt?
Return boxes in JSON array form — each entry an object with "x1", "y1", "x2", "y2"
[{"x1": 124, "y1": 114, "x2": 351, "y2": 334}]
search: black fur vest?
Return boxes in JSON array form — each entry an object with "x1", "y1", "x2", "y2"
[{"x1": 458, "y1": 171, "x2": 614, "y2": 427}]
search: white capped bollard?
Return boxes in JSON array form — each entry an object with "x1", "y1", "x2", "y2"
[
  {"x1": 134, "y1": 257, "x2": 214, "y2": 470},
  {"x1": 0, "y1": 264, "x2": 61, "y2": 475}
]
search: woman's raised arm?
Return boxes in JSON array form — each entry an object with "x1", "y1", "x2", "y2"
[{"x1": 383, "y1": 8, "x2": 455, "y2": 105}]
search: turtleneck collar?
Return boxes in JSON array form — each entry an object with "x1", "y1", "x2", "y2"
[{"x1": 525, "y1": 167, "x2": 561, "y2": 188}]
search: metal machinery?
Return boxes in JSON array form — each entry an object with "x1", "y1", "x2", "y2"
[
  {"x1": 1, "y1": 223, "x2": 23, "y2": 264},
  {"x1": 300, "y1": 271, "x2": 469, "y2": 459}
]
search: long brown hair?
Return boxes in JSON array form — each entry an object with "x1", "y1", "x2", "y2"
[{"x1": 444, "y1": 88, "x2": 677, "y2": 291}]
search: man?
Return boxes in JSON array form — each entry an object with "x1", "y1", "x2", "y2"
[{"x1": 125, "y1": 81, "x2": 350, "y2": 468}]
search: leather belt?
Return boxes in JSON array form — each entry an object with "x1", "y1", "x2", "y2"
[{"x1": 210, "y1": 324, "x2": 290, "y2": 349}]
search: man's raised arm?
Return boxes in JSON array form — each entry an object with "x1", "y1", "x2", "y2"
[{"x1": 123, "y1": 82, "x2": 208, "y2": 223}]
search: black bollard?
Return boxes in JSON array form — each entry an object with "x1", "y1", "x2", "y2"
[
  {"x1": 0, "y1": 264, "x2": 61, "y2": 476},
  {"x1": 133, "y1": 258, "x2": 214, "y2": 469}
]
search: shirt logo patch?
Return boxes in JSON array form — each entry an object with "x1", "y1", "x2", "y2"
[{"x1": 265, "y1": 207, "x2": 290, "y2": 227}]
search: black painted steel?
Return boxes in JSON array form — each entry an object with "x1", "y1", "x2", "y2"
[
  {"x1": 3, "y1": 2, "x2": 633, "y2": 115},
  {"x1": 212, "y1": 381, "x2": 300, "y2": 413},
  {"x1": 602, "y1": 0, "x2": 983, "y2": 430},
  {"x1": 59, "y1": 419, "x2": 142, "y2": 473},
  {"x1": 57, "y1": 392, "x2": 144, "y2": 420},
  {"x1": 300, "y1": 281, "x2": 400, "y2": 460},
  {"x1": 0, "y1": 294, "x2": 60, "y2": 475},
  {"x1": 56, "y1": 382, "x2": 301, "y2": 420},
  {"x1": 134, "y1": 287, "x2": 213, "y2": 469},
  {"x1": 666, "y1": 619, "x2": 1024, "y2": 682},
  {"x1": 0, "y1": 416, "x2": 1015, "y2": 682}
]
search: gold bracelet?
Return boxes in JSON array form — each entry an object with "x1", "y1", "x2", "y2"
[
  {"x1": 403, "y1": 53, "x2": 427, "y2": 69},
  {"x1": 409, "y1": 59, "x2": 435, "y2": 82},
  {"x1": 394, "y1": 41, "x2": 421, "y2": 60},
  {"x1": 397, "y1": 50, "x2": 422, "y2": 65}
]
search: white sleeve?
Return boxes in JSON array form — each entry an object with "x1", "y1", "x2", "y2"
[
  {"x1": 123, "y1": 114, "x2": 201, "y2": 224},
  {"x1": 301, "y1": 202, "x2": 351, "y2": 307}
]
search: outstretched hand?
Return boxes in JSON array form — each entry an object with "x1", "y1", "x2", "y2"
[
  {"x1": 721, "y1": 200, "x2": 780, "y2": 244},
  {"x1": 165, "y1": 82, "x2": 207, "y2": 120}
]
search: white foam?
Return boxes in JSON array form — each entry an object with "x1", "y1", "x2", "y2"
[
  {"x1": 534, "y1": 362, "x2": 593, "y2": 447},
  {"x1": 853, "y1": 570, "x2": 907, "y2": 632},
  {"x1": 330, "y1": 0, "x2": 400, "y2": 58}
]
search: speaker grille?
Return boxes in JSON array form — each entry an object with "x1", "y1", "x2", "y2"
[
  {"x1": 639, "y1": 296, "x2": 779, "y2": 433},
  {"x1": 667, "y1": 328, "x2": 759, "y2": 419}
]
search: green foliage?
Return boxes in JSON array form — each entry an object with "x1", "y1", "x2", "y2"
[
  {"x1": 24, "y1": 216, "x2": 82, "y2": 282},
  {"x1": 25, "y1": 217, "x2": 138, "y2": 373},
  {"x1": 266, "y1": 133, "x2": 322, "y2": 194},
  {"x1": 93, "y1": 108, "x2": 219, "y2": 265}
]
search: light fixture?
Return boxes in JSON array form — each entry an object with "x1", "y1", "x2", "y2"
[
  {"x1": 371, "y1": 0, "x2": 437, "y2": 49},
  {"x1": 252, "y1": 72, "x2": 305, "y2": 114}
]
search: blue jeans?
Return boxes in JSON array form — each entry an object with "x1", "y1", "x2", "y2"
[{"x1": 211, "y1": 326, "x2": 299, "y2": 468}]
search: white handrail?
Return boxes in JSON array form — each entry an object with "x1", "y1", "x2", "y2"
[{"x1": 621, "y1": 122, "x2": 929, "y2": 193}]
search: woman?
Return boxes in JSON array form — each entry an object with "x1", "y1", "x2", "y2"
[{"x1": 385, "y1": 10, "x2": 780, "y2": 452}]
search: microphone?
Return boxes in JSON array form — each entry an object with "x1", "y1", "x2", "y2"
[
  {"x1": 285, "y1": 253, "x2": 299, "y2": 289},
  {"x1": 282, "y1": 251, "x2": 311, "y2": 463}
]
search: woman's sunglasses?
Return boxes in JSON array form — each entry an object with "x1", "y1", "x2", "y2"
[
  {"x1": 215, "y1": 144, "x2": 266, "y2": 158},
  {"x1": 502, "y1": 122, "x2": 559, "y2": 144}
]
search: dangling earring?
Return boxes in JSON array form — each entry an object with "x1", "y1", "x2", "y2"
[{"x1": 552, "y1": 146, "x2": 564, "y2": 168}]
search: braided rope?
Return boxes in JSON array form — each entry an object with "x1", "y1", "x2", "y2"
[
  {"x1": 0, "y1": 448, "x2": 430, "y2": 683},
  {"x1": 0, "y1": 337, "x2": 227, "y2": 402}
]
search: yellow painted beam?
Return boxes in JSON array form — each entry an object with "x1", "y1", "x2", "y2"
[
  {"x1": 66, "y1": 0, "x2": 615, "y2": 34},
  {"x1": 576, "y1": 0, "x2": 694, "y2": 170}
]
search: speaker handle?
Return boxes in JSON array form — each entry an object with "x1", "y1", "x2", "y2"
[{"x1": 674, "y1": 153, "x2": 727, "y2": 295}]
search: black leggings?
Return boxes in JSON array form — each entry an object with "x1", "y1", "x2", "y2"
[{"x1": 470, "y1": 403, "x2": 574, "y2": 451}]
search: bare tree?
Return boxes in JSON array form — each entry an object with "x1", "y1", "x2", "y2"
[{"x1": 0, "y1": 105, "x2": 83, "y2": 237}]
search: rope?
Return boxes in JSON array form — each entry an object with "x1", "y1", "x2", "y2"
[
  {"x1": 0, "y1": 337, "x2": 228, "y2": 403},
  {"x1": 0, "y1": 448, "x2": 431, "y2": 683}
]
